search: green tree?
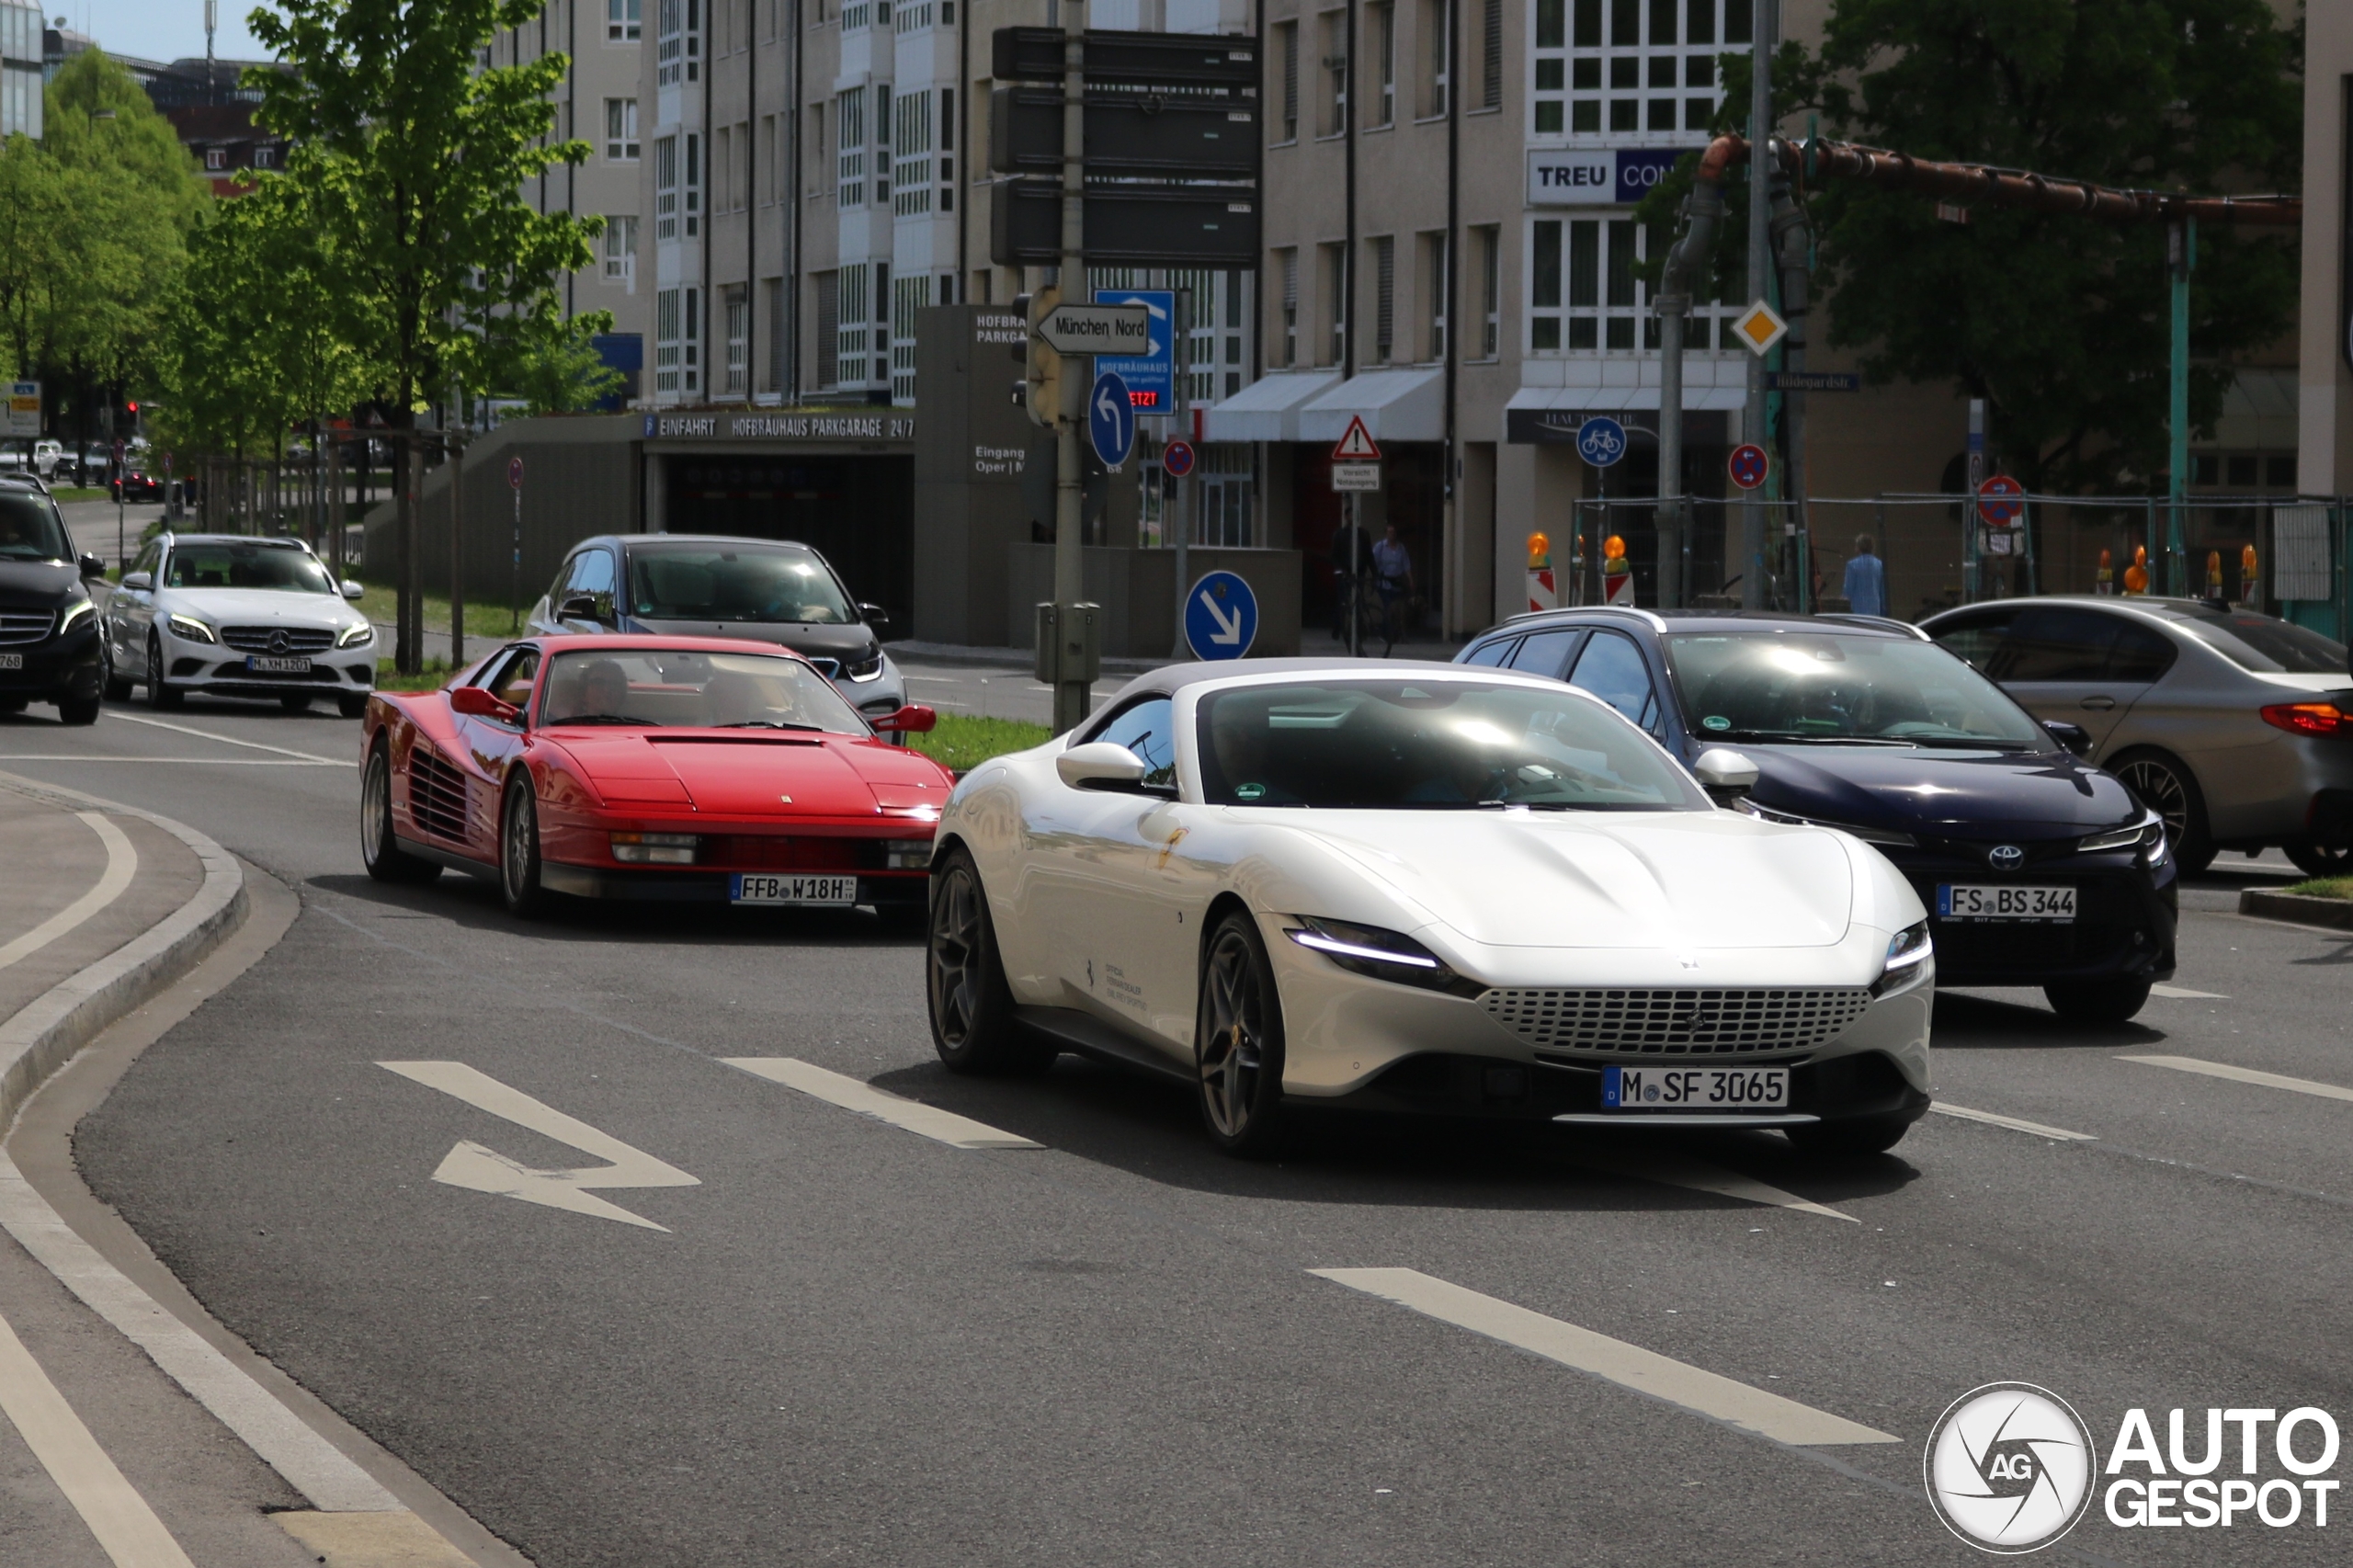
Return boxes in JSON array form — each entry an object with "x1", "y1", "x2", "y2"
[
  {"x1": 497, "y1": 311, "x2": 624, "y2": 416},
  {"x1": 0, "y1": 133, "x2": 71, "y2": 381},
  {"x1": 1641, "y1": 0, "x2": 2301, "y2": 493}
]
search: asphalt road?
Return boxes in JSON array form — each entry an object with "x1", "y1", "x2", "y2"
[{"x1": 3, "y1": 692, "x2": 2349, "y2": 1566}]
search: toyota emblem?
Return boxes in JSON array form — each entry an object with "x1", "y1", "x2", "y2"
[
  {"x1": 1987, "y1": 844, "x2": 2026, "y2": 871},
  {"x1": 267, "y1": 630, "x2": 291, "y2": 655}
]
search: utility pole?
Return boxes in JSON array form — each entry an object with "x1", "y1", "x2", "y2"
[
  {"x1": 1050, "y1": 0, "x2": 1090, "y2": 733},
  {"x1": 1740, "y1": 0, "x2": 1774, "y2": 610},
  {"x1": 1770, "y1": 155, "x2": 1811, "y2": 612},
  {"x1": 1964, "y1": 398, "x2": 1984, "y2": 603},
  {"x1": 1171, "y1": 285, "x2": 1191, "y2": 658},
  {"x1": 2167, "y1": 220, "x2": 2193, "y2": 597}
]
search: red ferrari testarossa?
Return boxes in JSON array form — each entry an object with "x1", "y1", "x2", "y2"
[{"x1": 359, "y1": 634, "x2": 951, "y2": 918}]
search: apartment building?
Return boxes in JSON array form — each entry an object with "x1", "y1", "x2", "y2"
[{"x1": 1, "y1": 0, "x2": 40, "y2": 139}]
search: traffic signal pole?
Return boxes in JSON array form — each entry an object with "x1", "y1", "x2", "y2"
[
  {"x1": 1052, "y1": 0, "x2": 1090, "y2": 734},
  {"x1": 1739, "y1": 0, "x2": 1773, "y2": 611}
]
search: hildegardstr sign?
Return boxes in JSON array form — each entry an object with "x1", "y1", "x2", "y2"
[{"x1": 642, "y1": 412, "x2": 917, "y2": 442}]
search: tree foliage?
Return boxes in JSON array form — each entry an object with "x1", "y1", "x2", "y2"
[{"x1": 1639, "y1": 0, "x2": 2302, "y2": 493}]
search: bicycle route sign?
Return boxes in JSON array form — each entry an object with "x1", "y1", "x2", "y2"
[{"x1": 1575, "y1": 416, "x2": 1628, "y2": 468}]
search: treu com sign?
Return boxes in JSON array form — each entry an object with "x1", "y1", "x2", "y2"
[{"x1": 1526, "y1": 147, "x2": 1688, "y2": 207}]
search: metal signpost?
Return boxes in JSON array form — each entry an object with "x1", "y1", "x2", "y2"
[
  {"x1": 112, "y1": 438, "x2": 126, "y2": 560},
  {"x1": 508, "y1": 455, "x2": 525, "y2": 634},
  {"x1": 1183, "y1": 569, "x2": 1258, "y2": 661},
  {"x1": 1965, "y1": 398, "x2": 1986, "y2": 600},
  {"x1": 1329, "y1": 417, "x2": 1382, "y2": 654},
  {"x1": 1577, "y1": 418, "x2": 1628, "y2": 607}
]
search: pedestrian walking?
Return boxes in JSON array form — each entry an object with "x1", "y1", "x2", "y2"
[{"x1": 1844, "y1": 534, "x2": 1887, "y2": 617}]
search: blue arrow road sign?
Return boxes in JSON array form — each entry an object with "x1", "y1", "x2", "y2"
[
  {"x1": 1183, "y1": 570, "x2": 1257, "y2": 661},
  {"x1": 1575, "y1": 415, "x2": 1628, "y2": 468},
  {"x1": 1093, "y1": 289, "x2": 1174, "y2": 415},
  {"x1": 1089, "y1": 370, "x2": 1136, "y2": 470}
]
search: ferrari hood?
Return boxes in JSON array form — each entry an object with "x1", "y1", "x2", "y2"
[
  {"x1": 1284, "y1": 811, "x2": 1854, "y2": 949},
  {"x1": 547, "y1": 733, "x2": 889, "y2": 814}
]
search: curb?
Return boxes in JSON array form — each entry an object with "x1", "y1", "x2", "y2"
[
  {"x1": 2238, "y1": 888, "x2": 2353, "y2": 931},
  {"x1": 0, "y1": 768, "x2": 248, "y2": 1134}
]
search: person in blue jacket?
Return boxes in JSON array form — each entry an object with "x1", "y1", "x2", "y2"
[{"x1": 1844, "y1": 534, "x2": 1887, "y2": 617}]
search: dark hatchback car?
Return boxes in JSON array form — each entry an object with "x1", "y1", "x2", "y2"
[
  {"x1": 0, "y1": 481, "x2": 107, "y2": 724},
  {"x1": 1459, "y1": 608, "x2": 2177, "y2": 1021}
]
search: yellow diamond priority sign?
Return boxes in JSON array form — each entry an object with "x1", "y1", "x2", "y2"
[{"x1": 1732, "y1": 301, "x2": 1788, "y2": 358}]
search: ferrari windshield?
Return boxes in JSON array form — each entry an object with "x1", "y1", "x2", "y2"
[
  {"x1": 628, "y1": 545, "x2": 857, "y2": 624},
  {"x1": 1196, "y1": 679, "x2": 1708, "y2": 810},
  {"x1": 0, "y1": 491, "x2": 73, "y2": 562},
  {"x1": 1665, "y1": 631, "x2": 2050, "y2": 749},
  {"x1": 165, "y1": 542, "x2": 337, "y2": 593},
  {"x1": 540, "y1": 649, "x2": 868, "y2": 733}
]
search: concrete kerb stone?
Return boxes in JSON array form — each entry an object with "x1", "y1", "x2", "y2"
[
  {"x1": 2238, "y1": 887, "x2": 2353, "y2": 932},
  {"x1": 0, "y1": 768, "x2": 249, "y2": 1136}
]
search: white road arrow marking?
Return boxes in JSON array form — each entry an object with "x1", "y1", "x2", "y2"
[
  {"x1": 378, "y1": 1062, "x2": 699, "y2": 1231},
  {"x1": 1197, "y1": 589, "x2": 1244, "y2": 644}
]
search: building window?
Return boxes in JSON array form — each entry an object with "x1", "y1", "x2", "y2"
[
  {"x1": 1474, "y1": 223, "x2": 1500, "y2": 358},
  {"x1": 1527, "y1": 213, "x2": 1718, "y2": 354},
  {"x1": 609, "y1": 0, "x2": 642, "y2": 40},
  {"x1": 722, "y1": 284, "x2": 748, "y2": 394},
  {"x1": 1371, "y1": 235, "x2": 1395, "y2": 363},
  {"x1": 1482, "y1": 0, "x2": 1503, "y2": 108},
  {"x1": 836, "y1": 261, "x2": 870, "y2": 388},
  {"x1": 759, "y1": 113, "x2": 777, "y2": 201},
  {"x1": 815, "y1": 270, "x2": 840, "y2": 387},
  {"x1": 1368, "y1": 1, "x2": 1394, "y2": 126},
  {"x1": 1278, "y1": 247, "x2": 1299, "y2": 367},
  {"x1": 938, "y1": 87, "x2": 954, "y2": 211},
  {"x1": 1320, "y1": 9, "x2": 1348, "y2": 138},
  {"x1": 763, "y1": 277, "x2": 786, "y2": 392},
  {"x1": 204, "y1": 147, "x2": 226, "y2": 170},
  {"x1": 1421, "y1": 230, "x2": 1447, "y2": 360},
  {"x1": 836, "y1": 87, "x2": 865, "y2": 207},
  {"x1": 890, "y1": 272, "x2": 929, "y2": 403},
  {"x1": 655, "y1": 287, "x2": 681, "y2": 392},
  {"x1": 657, "y1": 0, "x2": 699, "y2": 86},
  {"x1": 892, "y1": 0, "x2": 933, "y2": 29},
  {"x1": 1276, "y1": 20, "x2": 1299, "y2": 141},
  {"x1": 654, "y1": 134, "x2": 678, "y2": 238},
  {"x1": 1536, "y1": 0, "x2": 1740, "y2": 140},
  {"x1": 606, "y1": 97, "x2": 639, "y2": 160},
  {"x1": 602, "y1": 215, "x2": 638, "y2": 287},
  {"x1": 1321, "y1": 243, "x2": 1347, "y2": 365},
  {"x1": 892, "y1": 86, "x2": 932, "y2": 217},
  {"x1": 1422, "y1": 0, "x2": 1449, "y2": 117},
  {"x1": 874, "y1": 84, "x2": 892, "y2": 203},
  {"x1": 251, "y1": 145, "x2": 275, "y2": 168}
]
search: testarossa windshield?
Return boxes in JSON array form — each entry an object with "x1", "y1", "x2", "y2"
[
  {"x1": 1194, "y1": 679, "x2": 1710, "y2": 810},
  {"x1": 538, "y1": 648, "x2": 870, "y2": 733}
]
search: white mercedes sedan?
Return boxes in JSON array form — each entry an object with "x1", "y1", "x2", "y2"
[{"x1": 926, "y1": 661, "x2": 1934, "y2": 1158}]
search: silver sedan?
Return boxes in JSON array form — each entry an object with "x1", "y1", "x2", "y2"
[{"x1": 1921, "y1": 596, "x2": 2353, "y2": 875}]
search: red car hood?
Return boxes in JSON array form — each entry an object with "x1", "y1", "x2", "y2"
[{"x1": 545, "y1": 731, "x2": 950, "y2": 817}]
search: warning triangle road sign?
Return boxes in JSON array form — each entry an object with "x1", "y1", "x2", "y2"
[{"x1": 1331, "y1": 415, "x2": 1382, "y2": 461}]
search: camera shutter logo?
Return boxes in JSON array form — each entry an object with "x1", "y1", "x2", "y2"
[{"x1": 1925, "y1": 1383, "x2": 2098, "y2": 1553}]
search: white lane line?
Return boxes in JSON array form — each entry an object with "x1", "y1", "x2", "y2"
[
  {"x1": 1929, "y1": 1102, "x2": 2097, "y2": 1142},
  {"x1": 379, "y1": 1062, "x2": 701, "y2": 1231},
  {"x1": 1312, "y1": 1267, "x2": 1899, "y2": 1447},
  {"x1": 0, "y1": 812, "x2": 135, "y2": 974},
  {"x1": 104, "y1": 711, "x2": 355, "y2": 766},
  {"x1": 1566, "y1": 1150, "x2": 1856, "y2": 1222},
  {"x1": 2150, "y1": 983, "x2": 2227, "y2": 1000},
  {"x1": 0, "y1": 1154, "x2": 400, "y2": 1512},
  {"x1": 0, "y1": 756, "x2": 346, "y2": 766},
  {"x1": 723, "y1": 1057, "x2": 1044, "y2": 1150},
  {"x1": 2118, "y1": 1053, "x2": 2353, "y2": 1106},
  {"x1": 0, "y1": 1306, "x2": 197, "y2": 1568}
]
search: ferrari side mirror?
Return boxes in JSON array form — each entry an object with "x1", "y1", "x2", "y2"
[
  {"x1": 1057, "y1": 741, "x2": 1149, "y2": 791},
  {"x1": 871, "y1": 703, "x2": 938, "y2": 734},
  {"x1": 450, "y1": 685, "x2": 520, "y2": 723}
]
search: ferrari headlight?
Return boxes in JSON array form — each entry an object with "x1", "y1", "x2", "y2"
[
  {"x1": 610, "y1": 832, "x2": 699, "y2": 865},
  {"x1": 336, "y1": 622, "x2": 375, "y2": 648},
  {"x1": 57, "y1": 598, "x2": 95, "y2": 634},
  {"x1": 165, "y1": 612, "x2": 217, "y2": 645},
  {"x1": 1873, "y1": 921, "x2": 1934, "y2": 996},
  {"x1": 1286, "y1": 916, "x2": 1463, "y2": 993},
  {"x1": 883, "y1": 837, "x2": 933, "y2": 869}
]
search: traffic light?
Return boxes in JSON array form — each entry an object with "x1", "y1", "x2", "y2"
[{"x1": 1011, "y1": 290, "x2": 1063, "y2": 430}]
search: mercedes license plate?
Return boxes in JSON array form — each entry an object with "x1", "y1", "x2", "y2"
[
  {"x1": 1938, "y1": 883, "x2": 2075, "y2": 922},
  {"x1": 0, "y1": 654, "x2": 19, "y2": 670},
  {"x1": 245, "y1": 655, "x2": 311, "y2": 674},
  {"x1": 731, "y1": 873, "x2": 858, "y2": 906},
  {"x1": 1603, "y1": 1065, "x2": 1789, "y2": 1112}
]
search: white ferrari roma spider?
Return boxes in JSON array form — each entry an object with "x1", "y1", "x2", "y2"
[{"x1": 926, "y1": 661, "x2": 1933, "y2": 1157}]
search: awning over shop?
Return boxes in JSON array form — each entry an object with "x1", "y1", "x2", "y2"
[
  {"x1": 1504, "y1": 384, "x2": 1745, "y2": 445},
  {"x1": 1202, "y1": 370, "x2": 1342, "y2": 443},
  {"x1": 1299, "y1": 369, "x2": 1445, "y2": 444}
]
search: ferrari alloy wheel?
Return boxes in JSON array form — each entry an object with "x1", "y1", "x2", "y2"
[
  {"x1": 926, "y1": 848, "x2": 1051, "y2": 1075},
  {"x1": 360, "y1": 740, "x2": 439, "y2": 885},
  {"x1": 1196, "y1": 912, "x2": 1287, "y2": 1156},
  {"x1": 499, "y1": 772, "x2": 549, "y2": 917},
  {"x1": 2110, "y1": 750, "x2": 2211, "y2": 874},
  {"x1": 145, "y1": 636, "x2": 183, "y2": 710},
  {"x1": 100, "y1": 641, "x2": 131, "y2": 702}
]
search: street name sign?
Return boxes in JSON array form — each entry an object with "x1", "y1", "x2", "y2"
[{"x1": 1037, "y1": 302, "x2": 1151, "y2": 357}]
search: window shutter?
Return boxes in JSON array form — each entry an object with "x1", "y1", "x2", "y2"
[{"x1": 1483, "y1": 0, "x2": 1502, "y2": 108}]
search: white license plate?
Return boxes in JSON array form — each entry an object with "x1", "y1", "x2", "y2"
[
  {"x1": 245, "y1": 655, "x2": 311, "y2": 673},
  {"x1": 1604, "y1": 1065, "x2": 1789, "y2": 1111},
  {"x1": 0, "y1": 653, "x2": 19, "y2": 670},
  {"x1": 1938, "y1": 883, "x2": 2075, "y2": 922},
  {"x1": 730, "y1": 873, "x2": 858, "y2": 906}
]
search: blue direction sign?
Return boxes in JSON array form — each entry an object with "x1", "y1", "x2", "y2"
[
  {"x1": 1088, "y1": 370, "x2": 1136, "y2": 470},
  {"x1": 1184, "y1": 570, "x2": 1257, "y2": 661},
  {"x1": 1093, "y1": 288, "x2": 1175, "y2": 415},
  {"x1": 1575, "y1": 415, "x2": 1628, "y2": 468}
]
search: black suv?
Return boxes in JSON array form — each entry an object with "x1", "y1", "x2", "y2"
[
  {"x1": 0, "y1": 480, "x2": 107, "y2": 724},
  {"x1": 1458, "y1": 608, "x2": 2177, "y2": 1021}
]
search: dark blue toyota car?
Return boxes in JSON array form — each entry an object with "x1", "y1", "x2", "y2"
[{"x1": 1457, "y1": 608, "x2": 2176, "y2": 1022}]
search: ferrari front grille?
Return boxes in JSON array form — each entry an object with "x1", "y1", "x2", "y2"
[
  {"x1": 1480, "y1": 986, "x2": 1872, "y2": 1058},
  {"x1": 406, "y1": 744, "x2": 470, "y2": 842},
  {"x1": 0, "y1": 610, "x2": 54, "y2": 645}
]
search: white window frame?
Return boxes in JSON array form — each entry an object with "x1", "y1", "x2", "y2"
[
  {"x1": 609, "y1": 0, "x2": 642, "y2": 40},
  {"x1": 1532, "y1": 0, "x2": 1742, "y2": 142},
  {"x1": 605, "y1": 97, "x2": 640, "y2": 161}
]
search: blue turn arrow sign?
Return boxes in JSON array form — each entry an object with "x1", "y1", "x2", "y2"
[
  {"x1": 1088, "y1": 370, "x2": 1136, "y2": 470},
  {"x1": 1183, "y1": 570, "x2": 1258, "y2": 661}
]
